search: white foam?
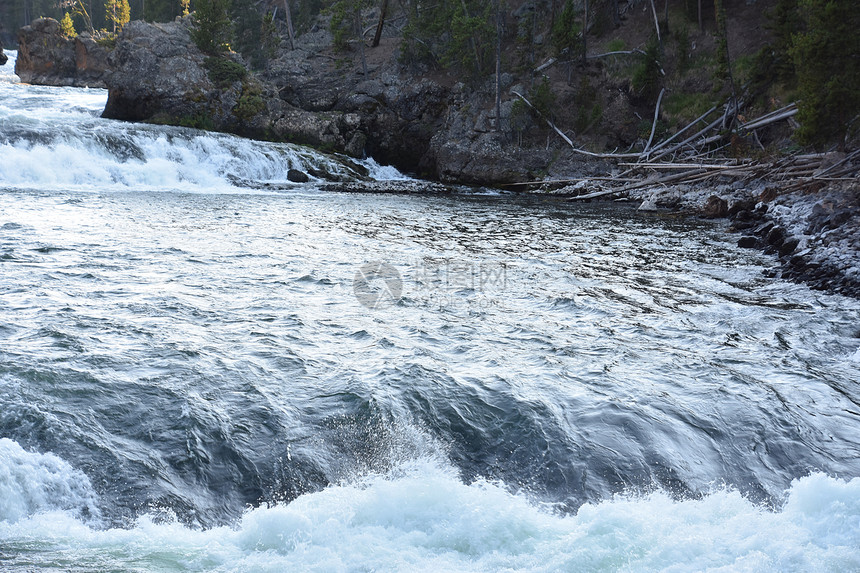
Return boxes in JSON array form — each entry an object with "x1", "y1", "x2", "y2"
[
  {"x1": 0, "y1": 438, "x2": 101, "y2": 524},
  {"x1": 1, "y1": 455, "x2": 857, "y2": 572},
  {"x1": 0, "y1": 52, "x2": 408, "y2": 193},
  {"x1": 361, "y1": 157, "x2": 411, "y2": 181},
  {"x1": 0, "y1": 128, "x2": 365, "y2": 193}
]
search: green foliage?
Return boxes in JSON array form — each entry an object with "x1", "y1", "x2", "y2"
[
  {"x1": 442, "y1": 3, "x2": 493, "y2": 76},
  {"x1": 631, "y1": 37, "x2": 661, "y2": 101},
  {"x1": 259, "y1": 13, "x2": 280, "y2": 63},
  {"x1": 179, "y1": 112, "x2": 216, "y2": 130},
  {"x1": 552, "y1": 0, "x2": 582, "y2": 59},
  {"x1": 744, "y1": 0, "x2": 800, "y2": 107},
  {"x1": 791, "y1": 0, "x2": 860, "y2": 147},
  {"x1": 674, "y1": 26, "x2": 690, "y2": 74},
  {"x1": 60, "y1": 12, "x2": 77, "y2": 37},
  {"x1": 235, "y1": 82, "x2": 265, "y2": 119},
  {"x1": 606, "y1": 38, "x2": 626, "y2": 52},
  {"x1": 231, "y1": 0, "x2": 279, "y2": 70},
  {"x1": 400, "y1": 0, "x2": 494, "y2": 77},
  {"x1": 192, "y1": 0, "x2": 233, "y2": 54},
  {"x1": 530, "y1": 76, "x2": 556, "y2": 120},
  {"x1": 203, "y1": 56, "x2": 247, "y2": 86},
  {"x1": 769, "y1": 0, "x2": 800, "y2": 84},
  {"x1": 294, "y1": 0, "x2": 325, "y2": 34},
  {"x1": 95, "y1": 34, "x2": 117, "y2": 49},
  {"x1": 327, "y1": 1, "x2": 351, "y2": 52},
  {"x1": 511, "y1": 98, "x2": 533, "y2": 136},
  {"x1": 713, "y1": 0, "x2": 730, "y2": 85},
  {"x1": 664, "y1": 92, "x2": 714, "y2": 124},
  {"x1": 574, "y1": 76, "x2": 602, "y2": 133},
  {"x1": 105, "y1": 0, "x2": 131, "y2": 33},
  {"x1": 142, "y1": 0, "x2": 182, "y2": 22}
]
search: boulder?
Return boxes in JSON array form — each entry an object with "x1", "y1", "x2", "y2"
[
  {"x1": 287, "y1": 169, "x2": 310, "y2": 183},
  {"x1": 103, "y1": 19, "x2": 213, "y2": 122},
  {"x1": 702, "y1": 195, "x2": 729, "y2": 218},
  {"x1": 14, "y1": 18, "x2": 112, "y2": 87},
  {"x1": 74, "y1": 33, "x2": 113, "y2": 86},
  {"x1": 779, "y1": 236, "x2": 800, "y2": 258},
  {"x1": 737, "y1": 236, "x2": 760, "y2": 249},
  {"x1": 15, "y1": 18, "x2": 77, "y2": 85},
  {"x1": 0, "y1": 41, "x2": 7, "y2": 66}
]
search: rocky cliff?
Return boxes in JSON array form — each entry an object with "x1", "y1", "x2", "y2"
[
  {"x1": 15, "y1": 16, "x2": 598, "y2": 184},
  {"x1": 15, "y1": 18, "x2": 112, "y2": 87},
  {"x1": 100, "y1": 17, "x2": 599, "y2": 183}
]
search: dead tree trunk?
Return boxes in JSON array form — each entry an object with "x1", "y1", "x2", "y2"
[
  {"x1": 282, "y1": 0, "x2": 295, "y2": 50},
  {"x1": 495, "y1": 0, "x2": 502, "y2": 131},
  {"x1": 582, "y1": 0, "x2": 588, "y2": 63},
  {"x1": 649, "y1": 0, "x2": 661, "y2": 49},
  {"x1": 354, "y1": 6, "x2": 368, "y2": 76},
  {"x1": 372, "y1": 0, "x2": 388, "y2": 48},
  {"x1": 698, "y1": 0, "x2": 702, "y2": 31}
]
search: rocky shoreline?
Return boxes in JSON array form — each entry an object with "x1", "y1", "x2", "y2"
[
  {"x1": 9, "y1": 17, "x2": 860, "y2": 300},
  {"x1": 628, "y1": 179, "x2": 860, "y2": 298}
]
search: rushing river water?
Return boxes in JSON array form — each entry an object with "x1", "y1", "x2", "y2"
[{"x1": 2, "y1": 51, "x2": 860, "y2": 572}]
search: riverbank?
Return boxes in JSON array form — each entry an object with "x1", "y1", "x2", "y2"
[
  {"x1": 627, "y1": 177, "x2": 860, "y2": 299},
  {"x1": 5, "y1": 20, "x2": 859, "y2": 300}
]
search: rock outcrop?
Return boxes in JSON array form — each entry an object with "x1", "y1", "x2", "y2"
[
  {"x1": 103, "y1": 19, "x2": 219, "y2": 122},
  {"x1": 15, "y1": 18, "x2": 112, "y2": 87},
  {"x1": 102, "y1": 18, "x2": 591, "y2": 183},
  {"x1": 0, "y1": 40, "x2": 7, "y2": 66},
  {"x1": 15, "y1": 14, "x2": 595, "y2": 184},
  {"x1": 103, "y1": 18, "x2": 378, "y2": 157}
]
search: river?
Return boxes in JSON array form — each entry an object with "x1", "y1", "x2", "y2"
[{"x1": 1, "y1": 51, "x2": 860, "y2": 572}]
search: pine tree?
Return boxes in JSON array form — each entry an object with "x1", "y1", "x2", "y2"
[
  {"x1": 106, "y1": 0, "x2": 131, "y2": 33},
  {"x1": 791, "y1": 0, "x2": 860, "y2": 147},
  {"x1": 192, "y1": 0, "x2": 233, "y2": 53},
  {"x1": 60, "y1": 12, "x2": 77, "y2": 37}
]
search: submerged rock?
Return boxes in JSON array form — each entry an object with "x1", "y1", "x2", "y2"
[{"x1": 287, "y1": 169, "x2": 309, "y2": 183}]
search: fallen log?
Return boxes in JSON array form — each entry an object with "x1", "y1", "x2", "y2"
[
  {"x1": 642, "y1": 88, "x2": 666, "y2": 155},
  {"x1": 511, "y1": 90, "x2": 641, "y2": 158},
  {"x1": 738, "y1": 105, "x2": 798, "y2": 132},
  {"x1": 586, "y1": 49, "x2": 646, "y2": 59},
  {"x1": 644, "y1": 105, "x2": 718, "y2": 158},
  {"x1": 647, "y1": 115, "x2": 725, "y2": 163}
]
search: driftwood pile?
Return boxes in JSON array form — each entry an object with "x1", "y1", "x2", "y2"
[{"x1": 508, "y1": 93, "x2": 859, "y2": 200}]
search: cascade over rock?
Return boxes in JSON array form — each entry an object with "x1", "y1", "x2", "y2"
[{"x1": 16, "y1": 17, "x2": 597, "y2": 184}]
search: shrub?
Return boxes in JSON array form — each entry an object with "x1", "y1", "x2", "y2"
[
  {"x1": 235, "y1": 82, "x2": 265, "y2": 119},
  {"x1": 60, "y1": 12, "x2": 77, "y2": 37},
  {"x1": 553, "y1": 0, "x2": 582, "y2": 59},
  {"x1": 203, "y1": 56, "x2": 247, "y2": 87},
  {"x1": 632, "y1": 37, "x2": 662, "y2": 101}
]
